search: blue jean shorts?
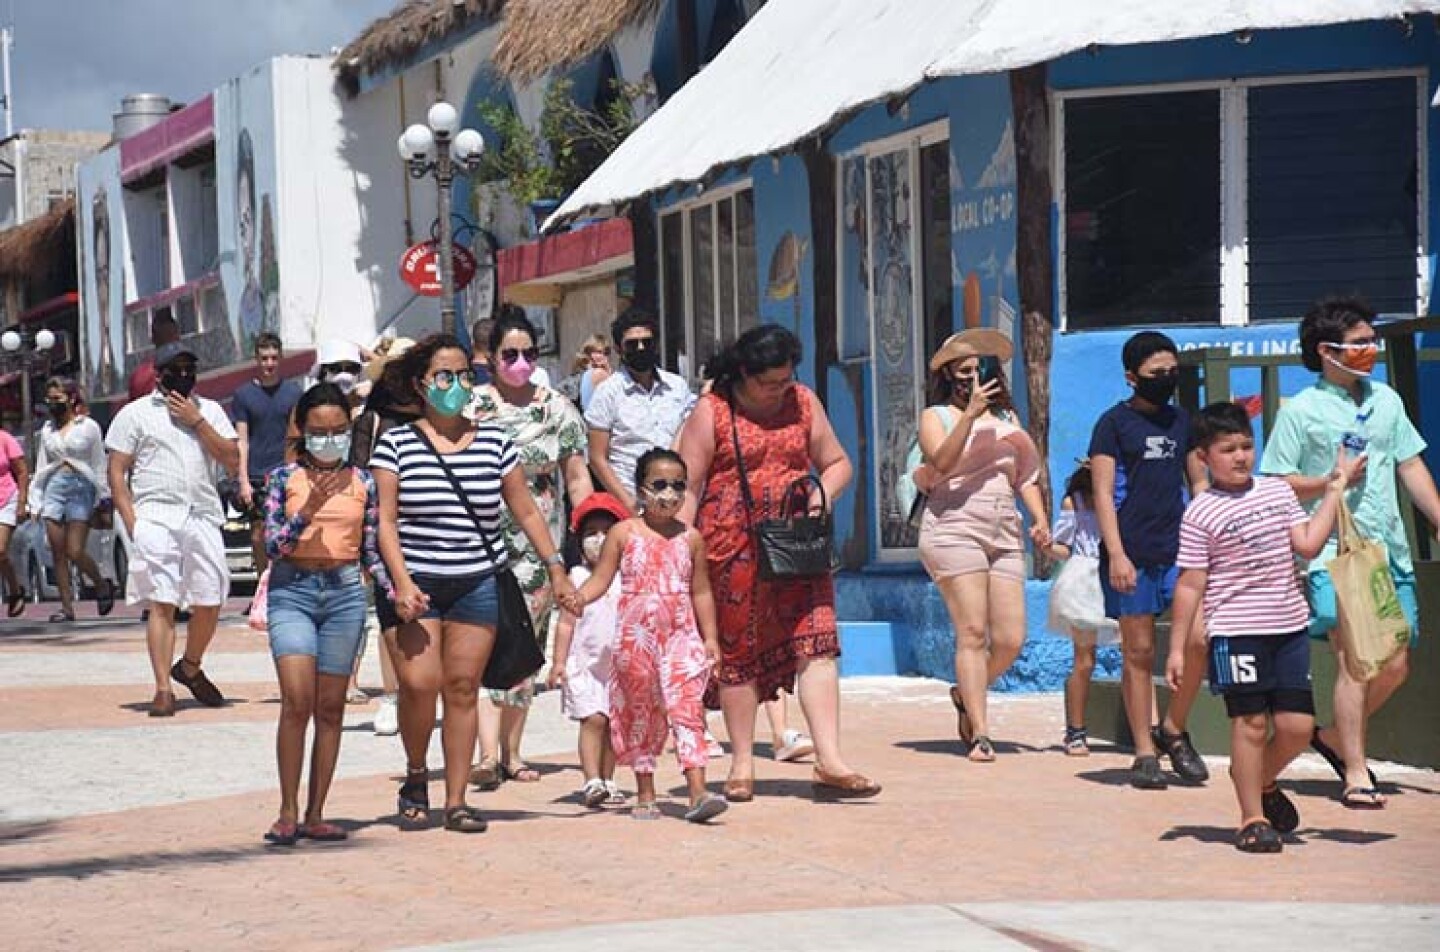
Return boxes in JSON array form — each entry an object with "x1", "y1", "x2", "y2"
[
  {"x1": 267, "y1": 562, "x2": 369, "y2": 676},
  {"x1": 1098, "y1": 560, "x2": 1177, "y2": 619},
  {"x1": 1307, "y1": 564, "x2": 1419, "y2": 646},
  {"x1": 413, "y1": 571, "x2": 499, "y2": 626},
  {"x1": 41, "y1": 470, "x2": 97, "y2": 523}
]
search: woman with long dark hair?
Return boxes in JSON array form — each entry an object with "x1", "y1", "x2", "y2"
[
  {"x1": 912, "y1": 330, "x2": 1049, "y2": 761},
  {"x1": 372, "y1": 334, "x2": 576, "y2": 832},
  {"x1": 31, "y1": 376, "x2": 113, "y2": 622},
  {"x1": 676, "y1": 324, "x2": 879, "y2": 802},
  {"x1": 261, "y1": 382, "x2": 390, "y2": 845}
]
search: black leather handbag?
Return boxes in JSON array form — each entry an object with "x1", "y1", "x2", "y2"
[
  {"x1": 410, "y1": 426, "x2": 544, "y2": 690},
  {"x1": 729, "y1": 409, "x2": 836, "y2": 580}
]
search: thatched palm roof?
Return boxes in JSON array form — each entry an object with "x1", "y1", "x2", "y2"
[
  {"x1": 335, "y1": 0, "x2": 508, "y2": 95},
  {"x1": 494, "y1": 0, "x2": 662, "y2": 82},
  {"x1": 0, "y1": 199, "x2": 75, "y2": 290}
]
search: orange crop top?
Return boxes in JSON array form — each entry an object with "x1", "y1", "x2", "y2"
[{"x1": 284, "y1": 468, "x2": 366, "y2": 562}]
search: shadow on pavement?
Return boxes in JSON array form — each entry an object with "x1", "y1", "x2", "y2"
[
  {"x1": 1159, "y1": 824, "x2": 1396, "y2": 848},
  {"x1": 0, "y1": 838, "x2": 370, "y2": 883},
  {"x1": 117, "y1": 698, "x2": 249, "y2": 715},
  {"x1": 0, "y1": 820, "x2": 56, "y2": 844},
  {"x1": 893, "y1": 738, "x2": 1046, "y2": 757}
]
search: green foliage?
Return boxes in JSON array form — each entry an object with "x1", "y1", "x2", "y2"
[{"x1": 475, "y1": 77, "x2": 643, "y2": 207}]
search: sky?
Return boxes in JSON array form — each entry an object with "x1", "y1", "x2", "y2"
[{"x1": 7, "y1": 0, "x2": 399, "y2": 133}]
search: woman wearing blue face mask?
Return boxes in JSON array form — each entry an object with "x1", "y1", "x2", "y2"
[
  {"x1": 372, "y1": 334, "x2": 577, "y2": 832},
  {"x1": 260, "y1": 382, "x2": 392, "y2": 846}
]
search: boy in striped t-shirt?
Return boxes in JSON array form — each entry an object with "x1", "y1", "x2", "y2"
[{"x1": 1165, "y1": 402, "x2": 1362, "y2": 853}]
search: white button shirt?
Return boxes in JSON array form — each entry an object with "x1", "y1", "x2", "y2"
[
  {"x1": 584, "y1": 366, "x2": 696, "y2": 492},
  {"x1": 104, "y1": 391, "x2": 238, "y2": 529}
]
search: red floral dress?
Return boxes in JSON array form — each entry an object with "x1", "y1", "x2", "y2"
[{"x1": 698, "y1": 386, "x2": 839, "y2": 702}]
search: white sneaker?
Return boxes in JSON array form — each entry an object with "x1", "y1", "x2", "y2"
[
  {"x1": 774, "y1": 729, "x2": 815, "y2": 762},
  {"x1": 705, "y1": 730, "x2": 725, "y2": 759},
  {"x1": 604, "y1": 779, "x2": 626, "y2": 804},
  {"x1": 373, "y1": 694, "x2": 399, "y2": 736},
  {"x1": 581, "y1": 778, "x2": 608, "y2": 808}
]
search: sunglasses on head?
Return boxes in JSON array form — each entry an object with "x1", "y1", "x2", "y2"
[
  {"x1": 645, "y1": 479, "x2": 687, "y2": 494},
  {"x1": 500, "y1": 346, "x2": 539, "y2": 364},
  {"x1": 428, "y1": 368, "x2": 476, "y2": 389}
]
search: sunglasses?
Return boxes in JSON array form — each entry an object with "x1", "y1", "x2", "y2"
[
  {"x1": 644, "y1": 479, "x2": 687, "y2": 494},
  {"x1": 500, "y1": 347, "x2": 540, "y2": 364},
  {"x1": 427, "y1": 369, "x2": 476, "y2": 389},
  {"x1": 1327, "y1": 340, "x2": 1378, "y2": 350},
  {"x1": 622, "y1": 338, "x2": 655, "y2": 353},
  {"x1": 325, "y1": 362, "x2": 363, "y2": 376}
]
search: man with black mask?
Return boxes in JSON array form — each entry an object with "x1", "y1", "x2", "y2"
[
  {"x1": 585, "y1": 307, "x2": 696, "y2": 513},
  {"x1": 106, "y1": 341, "x2": 240, "y2": 718}
]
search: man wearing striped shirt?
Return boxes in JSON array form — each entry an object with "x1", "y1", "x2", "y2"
[
  {"x1": 1165, "y1": 402, "x2": 1360, "y2": 853},
  {"x1": 107, "y1": 342, "x2": 240, "y2": 718}
]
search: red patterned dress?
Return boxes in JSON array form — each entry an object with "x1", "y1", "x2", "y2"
[{"x1": 698, "y1": 386, "x2": 839, "y2": 702}]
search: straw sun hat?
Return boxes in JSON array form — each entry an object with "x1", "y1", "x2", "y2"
[{"x1": 927, "y1": 328, "x2": 1014, "y2": 372}]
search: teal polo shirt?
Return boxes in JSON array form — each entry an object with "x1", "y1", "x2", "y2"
[{"x1": 1260, "y1": 377, "x2": 1427, "y2": 573}]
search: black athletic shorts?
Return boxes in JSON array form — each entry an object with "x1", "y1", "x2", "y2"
[{"x1": 1207, "y1": 629, "x2": 1315, "y2": 718}]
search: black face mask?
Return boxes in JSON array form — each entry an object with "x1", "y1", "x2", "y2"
[
  {"x1": 1133, "y1": 373, "x2": 1178, "y2": 406},
  {"x1": 47, "y1": 400, "x2": 69, "y2": 418},
  {"x1": 161, "y1": 368, "x2": 197, "y2": 397},
  {"x1": 622, "y1": 345, "x2": 658, "y2": 375}
]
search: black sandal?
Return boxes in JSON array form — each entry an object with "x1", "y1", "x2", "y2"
[
  {"x1": 968, "y1": 735, "x2": 996, "y2": 762},
  {"x1": 1311, "y1": 727, "x2": 1378, "y2": 788},
  {"x1": 5, "y1": 590, "x2": 25, "y2": 617},
  {"x1": 444, "y1": 805, "x2": 488, "y2": 833},
  {"x1": 1261, "y1": 784, "x2": 1299, "y2": 834},
  {"x1": 949, "y1": 685, "x2": 974, "y2": 745},
  {"x1": 1235, "y1": 819, "x2": 1282, "y2": 853},
  {"x1": 48, "y1": 609, "x2": 74, "y2": 624},
  {"x1": 397, "y1": 767, "x2": 430, "y2": 825},
  {"x1": 96, "y1": 579, "x2": 115, "y2": 617}
]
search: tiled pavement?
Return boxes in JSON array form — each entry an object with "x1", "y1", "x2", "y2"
[{"x1": 1, "y1": 606, "x2": 1437, "y2": 951}]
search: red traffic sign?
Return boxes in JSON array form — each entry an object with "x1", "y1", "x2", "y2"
[{"x1": 399, "y1": 241, "x2": 479, "y2": 296}]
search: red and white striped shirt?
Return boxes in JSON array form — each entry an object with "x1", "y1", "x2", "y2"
[{"x1": 1176, "y1": 476, "x2": 1309, "y2": 637}]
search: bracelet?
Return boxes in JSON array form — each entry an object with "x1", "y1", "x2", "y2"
[{"x1": 541, "y1": 552, "x2": 563, "y2": 567}]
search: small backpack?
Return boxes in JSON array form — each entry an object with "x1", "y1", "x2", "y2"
[{"x1": 895, "y1": 405, "x2": 956, "y2": 515}]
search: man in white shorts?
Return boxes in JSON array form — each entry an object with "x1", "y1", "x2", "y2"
[{"x1": 107, "y1": 342, "x2": 240, "y2": 717}]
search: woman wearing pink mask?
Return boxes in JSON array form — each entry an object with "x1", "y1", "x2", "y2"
[{"x1": 466, "y1": 311, "x2": 594, "y2": 786}]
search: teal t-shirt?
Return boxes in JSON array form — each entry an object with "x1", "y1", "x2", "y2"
[{"x1": 1259, "y1": 377, "x2": 1427, "y2": 572}]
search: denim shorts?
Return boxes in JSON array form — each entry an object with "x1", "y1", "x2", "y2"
[
  {"x1": 1307, "y1": 564, "x2": 1420, "y2": 647},
  {"x1": 413, "y1": 571, "x2": 499, "y2": 626},
  {"x1": 1098, "y1": 560, "x2": 1177, "y2": 619},
  {"x1": 40, "y1": 470, "x2": 97, "y2": 524},
  {"x1": 267, "y1": 562, "x2": 369, "y2": 676}
]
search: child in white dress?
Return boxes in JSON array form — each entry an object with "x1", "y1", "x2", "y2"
[
  {"x1": 1046, "y1": 460, "x2": 1118, "y2": 756},
  {"x1": 548, "y1": 493, "x2": 630, "y2": 807}
]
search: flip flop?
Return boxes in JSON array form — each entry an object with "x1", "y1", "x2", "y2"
[
  {"x1": 96, "y1": 579, "x2": 115, "y2": 617},
  {"x1": 1311, "y1": 728, "x2": 1378, "y2": 788},
  {"x1": 631, "y1": 801, "x2": 662, "y2": 821},
  {"x1": 264, "y1": 819, "x2": 299, "y2": 847},
  {"x1": 501, "y1": 761, "x2": 541, "y2": 783},
  {"x1": 5, "y1": 590, "x2": 26, "y2": 617},
  {"x1": 683, "y1": 794, "x2": 728, "y2": 824},
  {"x1": 470, "y1": 758, "x2": 502, "y2": 791},
  {"x1": 298, "y1": 821, "x2": 348, "y2": 841},
  {"x1": 1340, "y1": 786, "x2": 1386, "y2": 809},
  {"x1": 949, "y1": 685, "x2": 974, "y2": 745}
]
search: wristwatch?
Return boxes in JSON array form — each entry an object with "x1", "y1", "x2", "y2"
[{"x1": 541, "y1": 552, "x2": 564, "y2": 567}]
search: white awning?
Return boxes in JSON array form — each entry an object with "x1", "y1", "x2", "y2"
[{"x1": 549, "y1": 0, "x2": 1440, "y2": 229}]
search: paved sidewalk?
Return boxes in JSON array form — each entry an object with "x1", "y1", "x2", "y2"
[{"x1": 2, "y1": 611, "x2": 1437, "y2": 951}]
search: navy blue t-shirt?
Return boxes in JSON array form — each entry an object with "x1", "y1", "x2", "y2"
[
  {"x1": 1087, "y1": 400, "x2": 1192, "y2": 567},
  {"x1": 231, "y1": 379, "x2": 302, "y2": 480}
]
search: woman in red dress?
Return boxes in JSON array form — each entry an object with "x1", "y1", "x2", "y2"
[{"x1": 677, "y1": 325, "x2": 880, "y2": 802}]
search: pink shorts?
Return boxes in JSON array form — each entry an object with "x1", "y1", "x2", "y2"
[{"x1": 918, "y1": 493, "x2": 1025, "y2": 581}]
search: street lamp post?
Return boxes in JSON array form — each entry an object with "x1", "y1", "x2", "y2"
[
  {"x1": 398, "y1": 102, "x2": 486, "y2": 333},
  {"x1": 0, "y1": 326, "x2": 56, "y2": 464}
]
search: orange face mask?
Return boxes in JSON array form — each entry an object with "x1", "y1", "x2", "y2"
[{"x1": 1324, "y1": 342, "x2": 1378, "y2": 377}]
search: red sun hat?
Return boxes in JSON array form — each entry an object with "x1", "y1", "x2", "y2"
[{"x1": 570, "y1": 492, "x2": 630, "y2": 532}]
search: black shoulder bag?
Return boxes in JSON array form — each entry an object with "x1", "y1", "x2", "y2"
[
  {"x1": 410, "y1": 425, "x2": 544, "y2": 690},
  {"x1": 729, "y1": 406, "x2": 836, "y2": 580}
]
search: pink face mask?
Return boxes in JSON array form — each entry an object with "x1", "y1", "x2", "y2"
[{"x1": 497, "y1": 357, "x2": 533, "y2": 387}]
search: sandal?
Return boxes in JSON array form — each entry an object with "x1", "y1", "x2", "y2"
[
  {"x1": 96, "y1": 579, "x2": 115, "y2": 617},
  {"x1": 1261, "y1": 784, "x2": 1300, "y2": 833},
  {"x1": 1063, "y1": 727, "x2": 1090, "y2": 757},
  {"x1": 5, "y1": 590, "x2": 25, "y2": 618},
  {"x1": 470, "y1": 757, "x2": 502, "y2": 791},
  {"x1": 49, "y1": 609, "x2": 75, "y2": 624},
  {"x1": 1235, "y1": 818, "x2": 1283, "y2": 853},
  {"x1": 298, "y1": 820, "x2": 348, "y2": 841},
  {"x1": 631, "y1": 801, "x2": 662, "y2": 821},
  {"x1": 264, "y1": 818, "x2": 299, "y2": 847},
  {"x1": 501, "y1": 761, "x2": 541, "y2": 783},
  {"x1": 684, "y1": 794, "x2": 729, "y2": 824},
  {"x1": 345, "y1": 688, "x2": 369, "y2": 705},
  {"x1": 397, "y1": 767, "x2": 430, "y2": 824},
  {"x1": 1340, "y1": 786, "x2": 1386, "y2": 810},
  {"x1": 444, "y1": 805, "x2": 488, "y2": 833},
  {"x1": 1311, "y1": 727, "x2": 1379, "y2": 788},
  {"x1": 949, "y1": 685, "x2": 974, "y2": 745},
  {"x1": 968, "y1": 735, "x2": 996, "y2": 763}
]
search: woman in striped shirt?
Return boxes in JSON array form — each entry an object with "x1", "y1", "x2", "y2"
[{"x1": 371, "y1": 334, "x2": 576, "y2": 833}]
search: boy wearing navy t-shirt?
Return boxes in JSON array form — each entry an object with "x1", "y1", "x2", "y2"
[{"x1": 1088, "y1": 332, "x2": 1210, "y2": 790}]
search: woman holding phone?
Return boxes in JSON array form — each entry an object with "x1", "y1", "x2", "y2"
[{"x1": 911, "y1": 330, "x2": 1049, "y2": 761}]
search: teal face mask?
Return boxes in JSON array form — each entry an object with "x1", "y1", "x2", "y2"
[{"x1": 426, "y1": 381, "x2": 470, "y2": 417}]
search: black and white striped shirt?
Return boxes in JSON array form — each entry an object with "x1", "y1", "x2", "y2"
[{"x1": 371, "y1": 422, "x2": 518, "y2": 577}]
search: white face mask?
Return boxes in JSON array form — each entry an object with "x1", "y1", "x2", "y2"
[
  {"x1": 642, "y1": 487, "x2": 684, "y2": 512},
  {"x1": 326, "y1": 371, "x2": 358, "y2": 394},
  {"x1": 581, "y1": 532, "x2": 606, "y2": 565},
  {"x1": 305, "y1": 432, "x2": 351, "y2": 464}
]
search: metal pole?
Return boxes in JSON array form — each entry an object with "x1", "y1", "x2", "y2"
[
  {"x1": 435, "y1": 133, "x2": 456, "y2": 334},
  {"x1": 18, "y1": 354, "x2": 31, "y2": 465},
  {"x1": 1, "y1": 27, "x2": 12, "y2": 139}
]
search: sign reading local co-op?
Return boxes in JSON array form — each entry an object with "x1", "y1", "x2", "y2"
[{"x1": 399, "y1": 241, "x2": 478, "y2": 296}]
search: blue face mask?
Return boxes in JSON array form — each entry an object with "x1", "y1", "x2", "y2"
[
  {"x1": 305, "y1": 432, "x2": 351, "y2": 464},
  {"x1": 426, "y1": 381, "x2": 470, "y2": 417}
]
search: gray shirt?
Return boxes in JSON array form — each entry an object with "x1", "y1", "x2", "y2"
[
  {"x1": 104, "y1": 391, "x2": 237, "y2": 529},
  {"x1": 585, "y1": 367, "x2": 696, "y2": 492}
]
